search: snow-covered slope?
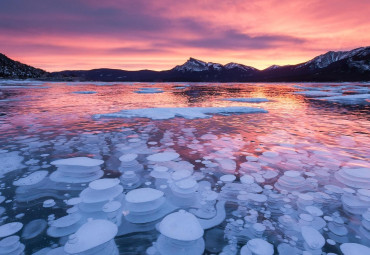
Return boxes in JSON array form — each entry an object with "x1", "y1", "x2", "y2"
[
  {"x1": 0, "y1": 53, "x2": 45, "y2": 79},
  {"x1": 174, "y1": 58, "x2": 219, "y2": 72},
  {"x1": 224, "y1": 63, "x2": 257, "y2": 72},
  {"x1": 299, "y1": 47, "x2": 369, "y2": 69},
  {"x1": 264, "y1": 65, "x2": 280, "y2": 71},
  {"x1": 173, "y1": 58, "x2": 255, "y2": 72}
]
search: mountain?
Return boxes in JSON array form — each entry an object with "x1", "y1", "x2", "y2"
[
  {"x1": 173, "y1": 58, "x2": 223, "y2": 72},
  {"x1": 257, "y1": 46, "x2": 370, "y2": 82},
  {"x1": 1, "y1": 46, "x2": 369, "y2": 82},
  {"x1": 0, "y1": 53, "x2": 45, "y2": 79}
]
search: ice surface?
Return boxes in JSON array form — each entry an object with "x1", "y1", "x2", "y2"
[
  {"x1": 72, "y1": 91, "x2": 97, "y2": 94},
  {"x1": 95, "y1": 106, "x2": 268, "y2": 120},
  {"x1": 314, "y1": 93, "x2": 370, "y2": 104},
  {"x1": 221, "y1": 98, "x2": 269, "y2": 103},
  {"x1": 294, "y1": 91, "x2": 342, "y2": 97},
  {"x1": 135, "y1": 87, "x2": 164, "y2": 94},
  {"x1": 159, "y1": 210, "x2": 204, "y2": 241}
]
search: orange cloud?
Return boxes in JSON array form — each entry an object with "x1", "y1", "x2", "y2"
[{"x1": 0, "y1": 0, "x2": 369, "y2": 71}]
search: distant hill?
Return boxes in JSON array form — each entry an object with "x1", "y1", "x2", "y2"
[
  {"x1": 1, "y1": 46, "x2": 370, "y2": 82},
  {"x1": 0, "y1": 53, "x2": 45, "y2": 79}
]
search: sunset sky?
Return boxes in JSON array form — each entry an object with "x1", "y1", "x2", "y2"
[{"x1": 1, "y1": 0, "x2": 369, "y2": 72}]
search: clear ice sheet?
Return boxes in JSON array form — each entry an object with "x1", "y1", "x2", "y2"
[{"x1": 0, "y1": 81, "x2": 369, "y2": 254}]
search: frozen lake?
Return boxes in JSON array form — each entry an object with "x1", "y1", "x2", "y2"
[{"x1": 0, "y1": 81, "x2": 369, "y2": 254}]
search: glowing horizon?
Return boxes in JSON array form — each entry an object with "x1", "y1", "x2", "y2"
[{"x1": 1, "y1": 0, "x2": 369, "y2": 72}]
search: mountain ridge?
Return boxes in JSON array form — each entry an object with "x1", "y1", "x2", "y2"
[{"x1": 1, "y1": 46, "x2": 369, "y2": 82}]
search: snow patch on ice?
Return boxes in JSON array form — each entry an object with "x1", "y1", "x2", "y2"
[{"x1": 95, "y1": 107, "x2": 268, "y2": 120}]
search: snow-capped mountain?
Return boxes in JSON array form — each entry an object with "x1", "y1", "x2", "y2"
[
  {"x1": 224, "y1": 63, "x2": 257, "y2": 72},
  {"x1": 0, "y1": 53, "x2": 45, "y2": 79},
  {"x1": 2, "y1": 46, "x2": 369, "y2": 81},
  {"x1": 264, "y1": 65, "x2": 280, "y2": 71},
  {"x1": 174, "y1": 58, "x2": 225, "y2": 72},
  {"x1": 173, "y1": 58, "x2": 256, "y2": 73},
  {"x1": 299, "y1": 47, "x2": 368, "y2": 69}
]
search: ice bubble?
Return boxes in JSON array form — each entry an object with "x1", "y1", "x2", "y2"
[
  {"x1": 0, "y1": 222, "x2": 23, "y2": 238},
  {"x1": 147, "y1": 152, "x2": 180, "y2": 162},
  {"x1": 240, "y1": 238, "x2": 274, "y2": 255},
  {"x1": 246, "y1": 156, "x2": 258, "y2": 162},
  {"x1": 0, "y1": 151, "x2": 25, "y2": 176},
  {"x1": 47, "y1": 213, "x2": 82, "y2": 238},
  {"x1": 340, "y1": 243, "x2": 370, "y2": 254},
  {"x1": 216, "y1": 159, "x2": 236, "y2": 173},
  {"x1": 305, "y1": 206, "x2": 323, "y2": 217},
  {"x1": 301, "y1": 226, "x2": 325, "y2": 250},
  {"x1": 171, "y1": 169, "x2": 192, "y2": 181},
  {"x1": 66, "y1": 197, "x2": 82, "y2": 206},
  {"x1": 13, "y1": 170, "x2": 48, "y2": 186},
  {"x1": 22, "y1": 219, "x2": 47, "y2": 239},
  {"x1": 262, "y1": 151, "x2": 279, "y2": 158},
  {"x1": 220, "y1": 175, "x2": 236, "y2": 183},
  {"x1": 335, "y1": 167, "x2": 370, "y2": 188},
  {"x1": 43, "y1": 199, "x2": 56, "y2": 208},
  {"x1": 240, "y1": 175, "x2": 255, "y2": 185},
  {"x1": 118, "y1": 153, "x2": 138, "y2": 162},
  {"x1": 126, "y1": 188, "x2": 163, "y2": 204},
  {"x1": 51, "y1": 157, "x2": 104, "y2": 167},
  {"x1": 50, "y1": 157, "x2": 104, "y2": 183},
  {"x1": 0, "y1": 235, "x2": 25, "y2": 255},
  {"x1": 89, "y1": 178, "x2": 120, "y2": 190},
  {"x1": 64, "y1": 219, "x2": 118, "y2": 254},
  {"x1": 125, "y1": 187, "x2": 164, "y2": 213},
  {"x1": 159, "y1": 210, "x2": 204, "y2": 241},
  {"x1": 80, "y1": 178, "x2": 123, "y2": 204}
]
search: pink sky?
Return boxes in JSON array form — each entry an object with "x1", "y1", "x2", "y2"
[{"x1": 0, "y1": 0, "x2": 369, "y2": 71}]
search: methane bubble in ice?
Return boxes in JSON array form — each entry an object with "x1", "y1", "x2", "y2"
[
  {"x1": 13, "y1": 171, "x2": 48, "y2": 186},
  {"x1": 50, "y1": 157, "x2": 104, "y2": 183},
  {"x1": 0, "y1": 222, "x2": 23, "y2": 238},
  {"x1": 64, "y1": 219, "x2": 118, "y2": 255},
  {"x1": 301, "y1": 226, "x2": 325, "y2": 254},
  {"x1": 240, "y1": 238, "x2": 274, "y2": 255},
  {"x1": 335, "y1": 167, "x2": 370, "y2": 188},
  {"x1": 340, "y1": 243, "x2": 370, "y2": 255},
  {"x1": 147, "y1": 152, "x2": 180, "y2": 162},
  {"x1": 124, "y1": 188, "x2": 165, "y2": 223},
  {"x1": 0, "y1": 235, "x2": 25, "y2": 255},
  {"x1": 156, "y1": 210, "x2": 205, "y2": 255},
  {"x1": 22, "y1": 219, "x2": 47, "y2": 239}
]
